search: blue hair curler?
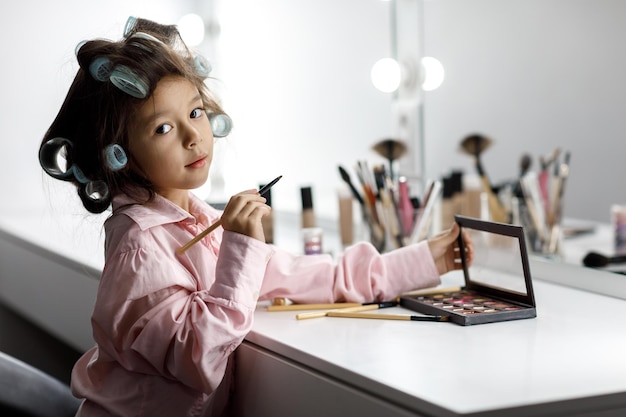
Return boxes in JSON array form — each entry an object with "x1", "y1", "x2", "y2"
[
  {"x1": 129, "y1": 31, "x2": 163, "y2": 45},
  {"x1": 124, "y1": 16, "x2": 138, "y2": 37},
  {"x1": 194, "y1": 55, "x2": 212, "y2": 78},
  {"x1": 104, "y1": 144, "x2": 128, "y2": 171},
  {"x1": 72, "y1": 165, "x2": 90, "y2": 184},
  {"x1": 127, "y1": 32, "x2": 165, "y2": 54},
  {"x1": 89, "y1": 57, "x2": 113, "y2": 82},
  {"x1": 109, "y1": 65, "x2": 149, "y2": 98},
  {"x1": 209, "y1": 113, "x2": 233, "y2": 138},
  {"x1": 75, "y1": 40, "x2": 88, "y2": 57}
]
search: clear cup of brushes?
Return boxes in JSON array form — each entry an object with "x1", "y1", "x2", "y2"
[
  {"x1": 511, "y1": 195, "x2": 562, "y2": 259},
  {"x1": 513, "y1": 150, "x2": 570, "y2": 259}
]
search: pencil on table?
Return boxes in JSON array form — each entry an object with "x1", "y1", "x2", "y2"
[
  {"x1": 267, "y1": 302, "x2": 362, "y2": 312},
  {"x1": 295, "y1": 301, "x2": 397, "y2": 320}
]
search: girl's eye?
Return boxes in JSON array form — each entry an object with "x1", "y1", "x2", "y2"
[
  {"x1": 155, "y1": 124, "x2": 172, "y2": 135},
  {"x1": 190, "y1": 108, "x2": 204, "y2": 119}
]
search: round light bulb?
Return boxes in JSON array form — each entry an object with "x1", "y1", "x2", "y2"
[
  {"x1": 178, "y1": 14, "x2": 205, "y2": 46},
  {"x1": 421, "y1": 56, "x2": 445, "y2": 91},
  {"x1": 371, "y1": 58, "x2": 401, "y2": 93}
]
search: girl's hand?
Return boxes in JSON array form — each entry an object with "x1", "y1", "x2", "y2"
[
  {"x1": 220, "y1": 189, "x2": 271, "y2": 242},
  {"x1": 427, "y1": 222, "x2": 474, "y2": 275}
]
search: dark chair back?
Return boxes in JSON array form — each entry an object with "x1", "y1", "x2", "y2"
[{"x1": 0, "y1": 351, "x2": 81, "y2": 417}]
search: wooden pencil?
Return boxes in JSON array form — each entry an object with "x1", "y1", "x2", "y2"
[
  {"x1": 295, "y1": 301, "x2": 397, "y2": 320},
  {"x1": 267, "y1": 302, "x2": 362, "y2": 312}
]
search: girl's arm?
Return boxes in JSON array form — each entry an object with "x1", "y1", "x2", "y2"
[
  {"x1": 91, "y1": 230, "x2": 273, "y2": 395},
  {"x1": 259, "y1": 240, "x2": 441, "y2": 304}
]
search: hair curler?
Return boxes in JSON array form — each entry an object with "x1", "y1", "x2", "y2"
[
  {"x1": 209, "y1": 113, "x2": 233, "y2": 138},
  {"x1": 194, "y1": 55, "x2": 212, "y2": 78},
  {"x1": 89, "y1": 57, "x2": 113, "y2": 82},
  {"x1": 109, "y1": 65, "x2": 149, "y2": 98},
  {"x1": 104, "y1": 144, "x2": 128, "y2": 171}
]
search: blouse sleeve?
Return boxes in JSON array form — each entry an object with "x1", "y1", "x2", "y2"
[{"x1": 259, "y1": 240, "x2": 441, "y2": 304}]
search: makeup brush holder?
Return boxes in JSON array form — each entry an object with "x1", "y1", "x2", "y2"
[
  {"x1": 513, "y1": 197, "x2": 562, "y2": 259},
  {"x1": 365, "y1": 214, "x2": 387, "y2": 253}
]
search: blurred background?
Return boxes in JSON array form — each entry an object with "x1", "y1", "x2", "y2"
[{"x1": 2, "y1": 0, "x2": 625, "y2": 223}]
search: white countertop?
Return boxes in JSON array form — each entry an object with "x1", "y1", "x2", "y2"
[
  {"x1": 247, "y1": 267, "x2": 626, "y2": 415},
  {"x1": 2, "y1": 206, "x2": 626, "y2": 415}
]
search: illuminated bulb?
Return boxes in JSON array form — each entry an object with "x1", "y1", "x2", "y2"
[
  {"x1": 371, "y1": 56, "x2": 445, "y2": 93},
  {"x1": 371, "y1": 58, "x2": 401, "y2": 93},
  {"x1": 421, "y1": 56, "x2": 445, "y2": 91},
  {"x1": 178, "y1": 14, "x2": 205, "y2": 46}
]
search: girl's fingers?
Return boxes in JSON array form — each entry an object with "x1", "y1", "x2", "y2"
[
  {"x1": 223, "y1": 192, "x2": 266, "y2": 214},
  {"x1": 220, "y1": 191, "x2": 271, "y2": 241}
]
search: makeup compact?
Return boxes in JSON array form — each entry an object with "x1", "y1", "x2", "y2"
[{"x1": 400, "y1": 215, "x2": 537, "y2": 325}]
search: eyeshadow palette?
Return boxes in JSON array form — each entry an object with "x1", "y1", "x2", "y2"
[{"x1": 400, "y1": 215, "x2": 537, "y2": 325}]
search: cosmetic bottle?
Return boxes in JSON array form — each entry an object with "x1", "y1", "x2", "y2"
[
  {"x1": 260, "y1": 183, "x2": 274, "y2": 244},
  {"x1": 337, "y1": 186, "x2": 354, "y2": 247},
  {"x1": 300, "y1": 186, "x2": 322, "y2": 254},
  {"x1": 612, "y1": 204, "x2": 626, "y2": 255},
  {"x1": 439, "y1": 176, "x2": 455, "y2": 230},
  {"x1": 397, "y1": 177, "x2": 414, "y2": 236},
  {"x1": 450, "y1": 170, "x2": 464, "y2": 218},
  {"x1": 300, "y1": 186, "x2": 316, "y2": 229},
  {"x1": 461, "y1": 174, "x2": 483, "y2": 219},
  {"x1": 302, "y1": 227, "x2": 323, "y2": 255}
]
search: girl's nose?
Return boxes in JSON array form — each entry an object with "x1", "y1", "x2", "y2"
[{"x1": 184, "y1": 124, "x2": 203, "y2": 148}]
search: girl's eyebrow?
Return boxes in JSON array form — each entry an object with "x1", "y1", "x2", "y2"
[{"x1": 144, "y1": 93, "x2": 203, "y2": 125}]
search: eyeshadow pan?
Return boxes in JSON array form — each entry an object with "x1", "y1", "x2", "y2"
[{"x1": 411, "y1": 290, "x2": 518, "y2": 316}]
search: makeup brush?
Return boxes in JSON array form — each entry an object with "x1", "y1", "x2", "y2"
[
  {"x1": 373, "y1": 165, "x2": 404, "y2": 248},
  {"x1": 519, "y1": 153, "x2": 532, "y2": 177},
  {"x1": 513, "y1": 153, "x2": 532, "y2": 198},
  {"x1": 338, "y1": 165, "x2": 364, "y2": 206},
  {"x1": 459, "y1": 134, "x2": 507, "y2": 223},
  {"x1": 582, "y1": 251, "x2": 626, "y2": 268},
  {"x1": 372, "y1": 138, "x2": 408, "y2": 181},
  {"x1": 546, "y1": 151, "x2": 570, "y2": 253},
  {"x1": 539, "y1": 148, "x2": 561, "y2": 218},
  {"x1": 355, "y1": 161, "x2": 386, "y2": 252},
  {"x1": 177, "y1": 175, "x2": 282, "y2": 253}
]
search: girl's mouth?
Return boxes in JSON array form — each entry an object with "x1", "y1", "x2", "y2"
[{"x1": 187, "y1": 155, "x2": 207, "y2": 168}]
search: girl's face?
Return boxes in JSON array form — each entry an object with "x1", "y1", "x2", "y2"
[{"x1": 128, "y1": 76, "x2": 213, "y2": 207}]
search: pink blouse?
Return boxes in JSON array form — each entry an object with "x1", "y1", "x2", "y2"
[{"x1": 71, "y1": 192, "x2": 440, "y2": 417}]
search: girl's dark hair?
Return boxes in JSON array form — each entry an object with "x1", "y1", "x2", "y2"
[{"x1": 40, "y1": 17, "x2": 225, "y2": 213}]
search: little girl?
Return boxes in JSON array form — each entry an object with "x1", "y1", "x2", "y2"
[{"x1": 39, "y1": 17, "x2": 472, "y2": 417}]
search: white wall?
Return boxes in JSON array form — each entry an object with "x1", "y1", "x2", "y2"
[
  {"x1": 421, "y1": 0, "x2": 626, "y2": 223},
  {"x1": 0, "y1": 0, "x2": 195, "y2": 212},
  {"x1": 0, "y1": 0, "x2": 394, "y2": 223},
  {"x1": 2, "y1": 0, "x2": 623, "y2": 225},
  {"x1": 205, "y1": 0, "x2": 395, "y2": 218}
]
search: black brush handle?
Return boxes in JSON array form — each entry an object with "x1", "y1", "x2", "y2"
[{"x1": 338, "y1": 166, "x2": 365, "y2": 206}]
